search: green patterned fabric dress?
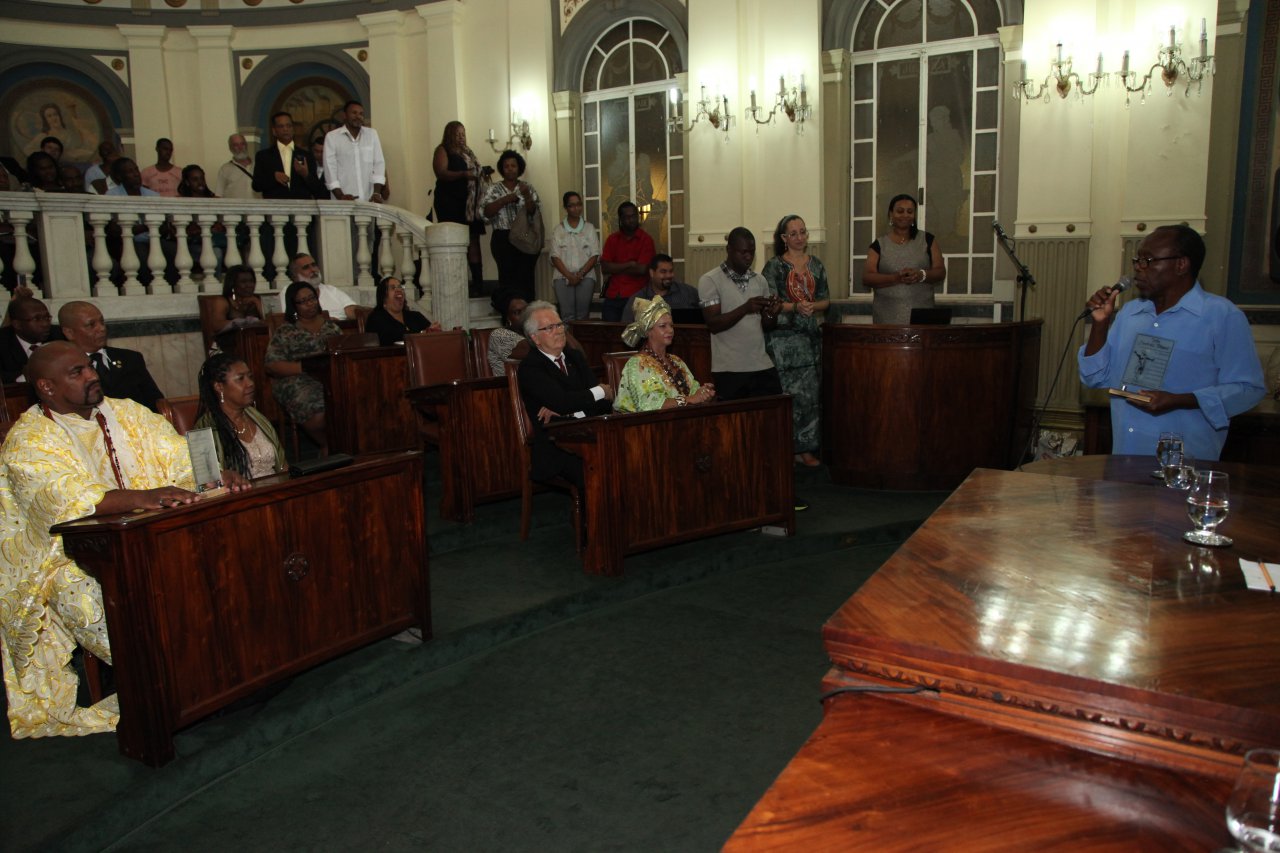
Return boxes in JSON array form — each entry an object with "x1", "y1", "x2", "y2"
[
  {"x1": 264, "y1": 319, "x2": 342, "y2": 423},
  {"x1": 613, "y1": 350, "x2": 701, "y2": 413},
  {"x1": 763, "y1": 254, "x2": 828, "y2": 454}
]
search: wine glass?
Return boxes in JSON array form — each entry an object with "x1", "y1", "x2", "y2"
[
  {"x1": 1184, "y1": 470, "x2": 1232, "y2": 547},
  {"x1": 1153, "y1": 431, "x2": 1183, "y2": 478},
  {"x1": 1163, "y1": 447, "x2": 1195, "y2": 490},
  {"x1": 1225, "y1": 748, "x2": 1280, "y2": 852}
]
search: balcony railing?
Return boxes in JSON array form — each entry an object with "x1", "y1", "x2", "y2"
[{"x1": 0, "y1": 192, "x2": 473, "y2": 327}]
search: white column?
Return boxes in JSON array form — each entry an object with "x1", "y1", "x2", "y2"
[
  {"x1": 172, "y1": 213, "x2": 196, "y2": 293},
  {"x1": 377, "y1": 218, "x2": 395, "y2": 278},
  {"x1": 222, "y1": 213, "x2": 243, "y2": 270},
  {"x1": 198, "y1": 214, "x2": 219, "y2": 289},
  {"x1": 118, "y1": 25, "x2": 171, "y2": 153},
  {"x1": 354, "y1": 213, "x2": 374, "y2": 287},
  {"x1": 118, "y1": 216, "x2": 144, "y2": 296},
  {"x1": 270, "y1": 214, "x2": 289, "y2": 288},
  {"x1": 317, "y1": 213, "x2": 355, "y2": 287},
  {"x1": 144, "y1": 214, "x2": 167, "y2": 293},
  {"x1": 187, "y1": 26, "x2": 238, "y2": 171},
  {"x1": 423, "y1": 222, "x2": 469, "y2": 330},
  {"x1": 245, "y1": 213, "x2": 267, "y2": 285},
  {"x1": 89, "y1": 212, "x2": 113, "y2": 296},
  {"x1": 8, "y1": 212, "x2": 37, "y2": 290},
  {"x1": 37, "y1": 209, "x2": 92, "y2": 298}
]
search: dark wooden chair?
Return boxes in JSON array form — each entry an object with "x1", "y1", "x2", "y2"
[
  {"x1": 404, "y1": 329, "x2": 472, "y2": 450},
  {"x1": 353, "y1": 305, "x2": 374, "y2": 334},
  {"x1": 156, "y1": 395, "x2": 202, "y2": 436},
  {"x1": 602, "y1": 351, "x2": 635, "y2": 392},
  {"x1": 468, "y1": 327, "x2": 496, "y2": 377},
  {"x1": 197, "y1": 295, "x2": 225, "y2": 354},
  {"x1": 503, "y1": 359, "x2": 582, "y2": 554}
]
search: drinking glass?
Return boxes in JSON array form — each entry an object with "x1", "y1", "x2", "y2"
[
  {"x1": 1225, "y1": 748, "x2": 1280, "y2": 852},
  {"x1": 1184, "y1": 470, "x2": 1232, "y2": 547},
  {"x1": 1163, "y1": 448, "x2": 1196, "y2": 490},
  {"x1": 1153, "y1": 431, "x2": 1183, "y2": 478}
]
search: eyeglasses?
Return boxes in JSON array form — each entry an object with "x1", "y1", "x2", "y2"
[
  {"x1": 295, "y1": 295, "x2": 318, "y2": 305},
  {"x1": 536, "y1": 322, "x2": 566, "y2": 334},
  {"x1": 1130, "y1": 255, "x2": 1183, "y2": 270}
]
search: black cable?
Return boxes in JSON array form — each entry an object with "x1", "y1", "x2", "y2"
[{"x1": 1016, "y1": 312, "x2": 1088, "y2": 471}]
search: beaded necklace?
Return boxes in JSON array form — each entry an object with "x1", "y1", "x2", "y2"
[{"x1": 639, "y1": 344, "x2": 690, "y2": 396}]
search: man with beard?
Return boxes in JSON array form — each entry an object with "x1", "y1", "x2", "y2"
[
  {"x1": 58, "y1": 301, "x2": 164, "y2": 411},
  {"x1": 215, "y1": 133, "x2": 260, "y2": 200},
  {"x1": 282, "y1": 253, "x2": 358, "y2": 319},
  {"x1": 0, "y1": 342, "x2": 247, "y2": 738},
  {"x1": 323, "y1": 100, "x2": 386, "y2": 203}
]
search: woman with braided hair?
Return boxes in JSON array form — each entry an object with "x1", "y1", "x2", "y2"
[{"x1": 192, "y1": 353, "x2": 286, "y2": 479}]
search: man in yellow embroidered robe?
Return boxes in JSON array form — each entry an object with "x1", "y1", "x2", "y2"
[{"x1": 0, "y1": 342, "x2": 199, "y2": 738}]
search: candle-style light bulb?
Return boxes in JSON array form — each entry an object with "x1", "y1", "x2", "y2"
[
  {"x1": 1200, "y1": 18, "x2": 1208, "y2": 60},
  {"x1": 1121, "y1": 50, "x2": 1130, "y2": 77}
]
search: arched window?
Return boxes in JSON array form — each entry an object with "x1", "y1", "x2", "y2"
[
  {"x1": 581, "y1": 19, "x2": 685, "y2": 273},
  {"x1": 851, "y1": 0, "x2": 1003, "y2": 296}
]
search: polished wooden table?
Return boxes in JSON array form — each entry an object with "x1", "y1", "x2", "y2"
[
  {"x1": 728, "y1": 459, "x2": 1279, "y2": 848},
  {"x1": 821, "y1": 321, "x2": 1041, "y2": 489},
  {"x1": 55, "y1": 453, "x2": 430, "y2": 766},
  {"x1": 546, "y1": 395, "x2": 794, "y2": 575},
  {"x1": 303, "y1": 345, "x2": 417, "y2": 455},
  {"x1": 405, "y1": 376, "x2": 523, "y2": 522}
]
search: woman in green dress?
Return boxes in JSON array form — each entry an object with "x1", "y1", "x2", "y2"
[
  {"x1": 265, "y1": 281, "x2": 342, "y2": 449},
  {"x1": 614, "y1": 296, "x2": 716, "y2": 412},
  {"x1": 763, "y1": 214, "x2": 830, "y2": 467}
]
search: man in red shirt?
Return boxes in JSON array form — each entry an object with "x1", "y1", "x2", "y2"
[{"x1": 599, "y1": 201, "x2": 656, "y2": 322}]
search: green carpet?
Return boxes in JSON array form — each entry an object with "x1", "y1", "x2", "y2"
[{"x1": 0, "y1": 471, "x2": 948, "y2": 852}]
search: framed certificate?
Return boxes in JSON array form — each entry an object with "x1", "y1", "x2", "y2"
[{"x1": 185, "y1": 427, "x2": 227, "y2": 495}]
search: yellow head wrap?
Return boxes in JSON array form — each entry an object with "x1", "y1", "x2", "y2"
[{"x1": 621, "y1": 295, "x2": 672, "y2": 347}]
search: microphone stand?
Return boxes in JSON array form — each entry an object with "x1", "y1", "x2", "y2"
[{"x1": 993, "y1": 222, "x2": 1035, "y2": 321}]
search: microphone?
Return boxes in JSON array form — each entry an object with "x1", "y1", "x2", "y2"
[
  {"x1": 992, "y1": 220, "x2": 1008, "y2": 239},
  {"x1": 1078, "y1": 276, "x2": 1131, "y2": 320}
]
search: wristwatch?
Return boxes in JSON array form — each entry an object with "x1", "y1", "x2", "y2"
[{"x1": 676, "y1": 396, "x2": 687, "y2": 407}]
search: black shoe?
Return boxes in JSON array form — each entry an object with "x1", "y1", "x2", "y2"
[{"x1": 794, "y1": 496, "x2": 810, "y2": 512}]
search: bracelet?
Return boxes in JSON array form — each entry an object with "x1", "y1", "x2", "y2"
[{"x1": 918, "y1": 269, "x2": 927, "y2": 283}]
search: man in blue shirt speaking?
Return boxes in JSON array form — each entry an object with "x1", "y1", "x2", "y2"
[{"x1": 1078, "y1": 224, "x2": 1264, "y2": 460}]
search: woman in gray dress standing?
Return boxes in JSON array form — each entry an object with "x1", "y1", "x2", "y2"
[{"x1": 863, "y1": 193, "x2": 946, "y2": 324}]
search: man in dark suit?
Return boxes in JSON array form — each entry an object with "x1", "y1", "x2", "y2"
[
  {"x1": 517, "y1": 301, "x2": 614, "y2": 489},
  {"x1": 252, "y1": 111, "x2": 326, "y2": 200},
  {"x1": 0, "y1": 296, "x2": 59, "y2": 383},
  {"x1": 58, "y1": 301, "x2": 164, "y2": 412}
]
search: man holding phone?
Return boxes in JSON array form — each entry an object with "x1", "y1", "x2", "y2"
[{"x1": 252, "y1": 111, "x2": 327, "y2": 200}]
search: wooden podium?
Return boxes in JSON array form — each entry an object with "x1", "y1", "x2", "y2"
[
  {"x1": 822, "y1": 321, "x2": 1042, "y2": 489},
  {"x1": 55, "y1": 452, "x2": 430, "y2": 767},
  {"x1": 546, "y1": 395, "x2": 795, "y2": 575}
]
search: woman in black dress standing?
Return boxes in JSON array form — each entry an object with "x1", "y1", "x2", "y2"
[{"x1": 432, "y1": 121, "x2": 491, "y2": 294}]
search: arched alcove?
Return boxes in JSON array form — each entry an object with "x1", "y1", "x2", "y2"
[{"x1": 236, "y1": 49, "x2": 368, "y2": 140}]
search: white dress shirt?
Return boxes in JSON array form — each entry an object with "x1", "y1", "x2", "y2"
[{"x1": 323, "y1": 125, "x2": 386, "y2": 201}]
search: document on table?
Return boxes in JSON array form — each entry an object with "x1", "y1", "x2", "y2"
[{"x1": 1239, "y1": 559, "x2": 1278, "y2": 592}]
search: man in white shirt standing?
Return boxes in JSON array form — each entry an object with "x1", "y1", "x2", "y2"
[{"x1": 323, "y1": 101, "x2": 386, "y2": 203}]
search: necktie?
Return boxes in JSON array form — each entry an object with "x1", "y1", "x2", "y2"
[
  {"x1": 91, "y1": 352, "x2": 107, "y2": 374},
  {"x1": 555, "y1": 355, "x2": 567, "y2": 376}
]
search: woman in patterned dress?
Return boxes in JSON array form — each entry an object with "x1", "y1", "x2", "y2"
[
  {"x1": 863, "y1": 193, "x2": 947, "y2": 325},
  {"x1": 763, "y1": 214, "x2": 831, "y2": 466},
  {"x1": 614, "y1": 296, "x2": 716, "y2": 413},
  {"x1": 265, "y1": 281, "x2": 341, "y2": 449}
]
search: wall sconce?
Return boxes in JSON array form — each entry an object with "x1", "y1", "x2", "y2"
[
  {"x1": 1010, "y1": 43, "x2": 1104, "y2": 103},
  {"x1": 1119, "y1": 20, "x2": 1215, "y2": 104},
  {"x1": 668, "y1": 85, "x2": 733, "y2": 140},
  {"x1": 746, "y1": 74, "x2": 812, "y2": 131},
  {"x1": 487, "y1": 113, "x2": 532, "y2": 153}
]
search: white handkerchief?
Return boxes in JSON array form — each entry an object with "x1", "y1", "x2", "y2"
[{"x1": 1238, "y1": 559, "x2": 1278, "y2": 592}]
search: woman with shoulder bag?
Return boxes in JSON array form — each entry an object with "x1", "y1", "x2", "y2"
[{"x1": 481, "y1": 149, "x2": 542, "y2": 302}]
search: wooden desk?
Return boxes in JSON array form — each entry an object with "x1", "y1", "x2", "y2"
[
  {"x1": 55, "y1": 453, "x2": 430, "y2": 766},
  {"x1": 728, "y1": 465, "x2": 1278, "y2": 847},
  {"x1": 303, "y1": 345, "x2": 416, "y2": 455},
  {"x1": 405, "y1": 376, "x2": 523, "y2": 521},
  {"x1": 546, "y1": 395, "x2": 795, "y2": 576},
  {"x1": 1022, "y1": 454, "x2": 1280, "y2": 496},
  {"x1": 822, "y1": 321, "x2": 1042, "y2": 489},
  {"x1": 569, "y1": 320, "x2": 712, "y2": 381}
]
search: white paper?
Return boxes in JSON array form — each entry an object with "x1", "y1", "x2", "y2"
[{"x1": 1238, "y1": 559, "x2": 1279, "y2": 593}]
